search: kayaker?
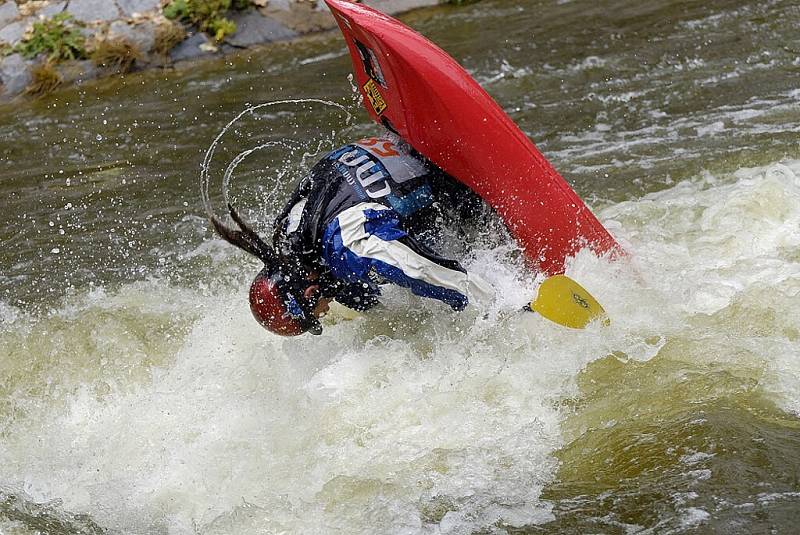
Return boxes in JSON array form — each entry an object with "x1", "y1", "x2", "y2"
[{"x1": 211, "y1": 133, "x2": 494, "y2": 336}]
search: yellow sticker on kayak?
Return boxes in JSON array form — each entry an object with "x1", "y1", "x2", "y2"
[{"x1": 363, "y1": 78, "x2": 387, "y2": 115}]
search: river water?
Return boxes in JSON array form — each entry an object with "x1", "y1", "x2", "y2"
[{"x1": 1, "y1": 0, "x2": 799, "y2": 533}]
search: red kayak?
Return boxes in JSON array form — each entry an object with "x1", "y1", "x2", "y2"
[{"x1": 324, "y1": 0, "x2": 623, "y2": 275}]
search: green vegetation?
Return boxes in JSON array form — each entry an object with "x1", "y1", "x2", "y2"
[
  {"x1": 164, "y1": 0, "x2": 251, "y2": 42},
  {"x1": 162, "y1": 0, "x2": 191, "y2": 21},
  {"x1": 14, "y1": 13, "x2": 87, "y2": 62}
]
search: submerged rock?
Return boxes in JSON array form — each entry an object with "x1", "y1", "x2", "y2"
[
  {"x1": 57, "y1": 59, "x2": 98, "y2": 84},
  {"x1": 170, "y1": 32, "x2": 215, "y2": 62}
]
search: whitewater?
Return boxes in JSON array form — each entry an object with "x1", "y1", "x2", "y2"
[
  {"x1": 1, "y1": 0, "x2": 799, "y2": 532},
  {"x1": 2, "y1": 157, "x2": 799, "y2": 533}
]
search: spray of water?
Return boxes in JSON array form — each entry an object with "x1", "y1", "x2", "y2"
[
  {"x1": 2, "y1": 156, "x2": 800, "y2": 534},
  {"x1": 199, "y1": 99, "x2": 354, "y2": 224}
]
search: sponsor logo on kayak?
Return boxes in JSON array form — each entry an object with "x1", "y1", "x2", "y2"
[
  {"x1": 572, "y1": 292, "x2": 590, "y2": 309},
  {"x1": 363, "y1": 79, "x2": 387, "y2": 115},
  {"x1": 354, "y1": 40, "x2": 387, "y2": 88},
  {"x1": 336, "y1": 15, "x2": 352, "y2": 30}
]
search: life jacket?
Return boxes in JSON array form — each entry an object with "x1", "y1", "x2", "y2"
[{"x1": 273, "y1": 135, "x2": 447, "y2": 267}]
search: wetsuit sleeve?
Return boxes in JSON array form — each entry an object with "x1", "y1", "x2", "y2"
[
  {"x1": 322, "y1": 203, "x2": 494, "y2": 311},
  {"x1": 334, "y1": 280, "x2": 381, "y2": 312},
  {"x1": 396, "y1": 233, "x2": 494, "y2": 309}
]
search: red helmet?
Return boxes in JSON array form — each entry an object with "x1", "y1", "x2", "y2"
[
  {"x1": 249, "y1": 268, "x2": 323, "y2": 336},
  {"x1": 208, "y1": 205, "x2": 325, "y2": 336}
]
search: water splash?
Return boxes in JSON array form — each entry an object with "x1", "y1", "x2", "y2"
[
  {"x1": 200, "y1": 99, "x2": 354, "y2": 225},
  {"x1": 3, "y1": 159, "x2": 799, "y2": 533}
]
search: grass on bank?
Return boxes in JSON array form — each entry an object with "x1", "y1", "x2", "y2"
[
  {"x1": 14, "y1": 13, "x2": 87, "y2": 62},
  {"x1": 25, "y1": 61, "x2": 62, "y2": 96},
  {"x1": 90, "y1": 38, "x2": 142, "y2": 73},
  {"x1": 164, "y1": 0, "x2": 251, "y2": 42},
  {"x1": 154, "y1": 20, "x2": 187, "y2": 60}
]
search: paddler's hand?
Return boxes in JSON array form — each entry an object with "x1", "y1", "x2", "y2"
[{"x1": 304, "y1": 284, "x2": 332, "y2": 318}]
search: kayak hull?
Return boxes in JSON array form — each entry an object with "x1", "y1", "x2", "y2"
[{"x1": 325, "y1": 0, "x2": 623, "y2": 275}]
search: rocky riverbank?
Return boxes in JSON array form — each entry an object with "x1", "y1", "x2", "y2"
[{"x1": 0, "y1": 0, "x2": 444, "y2": 101}]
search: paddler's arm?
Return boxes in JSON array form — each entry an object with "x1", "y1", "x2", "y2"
[{"x1": 386, "y1": 233, "x2": 494, "y2": 310}]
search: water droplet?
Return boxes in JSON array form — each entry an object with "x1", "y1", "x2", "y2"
[{"x1": 96, "y1": 134, "x2": 103, "y2": 141}]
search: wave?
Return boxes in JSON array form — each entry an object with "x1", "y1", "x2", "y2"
[{"x1": 1, "y1": 160, "x2": 799, "y2": 533}]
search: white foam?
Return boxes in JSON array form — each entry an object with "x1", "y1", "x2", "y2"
[
  {"x1": 0, "y1": 301, "x2": 23, "y2": 327},
  {"x1": 681, "y1": 507, "x2": 711, "y2": 527},
  {"x1": 2, "y1": 160, "x2": 800, "y2": 533}
]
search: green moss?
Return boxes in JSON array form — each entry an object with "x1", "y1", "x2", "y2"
[
  {"x1": 164, "y1": 0, "x2": 251, "y2": 42},
  {"x1": 163, "y1": 0, "x2": 190, "y2": 20},
  {"x1": 14, "y1": 13, "x2": 87, "y2": 62},
  {"x1": 207, "y1": 17, "x2": 237, "y2": 42}
]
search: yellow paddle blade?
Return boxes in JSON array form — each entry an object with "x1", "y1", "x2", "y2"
[{"x1": 529, "y1": 275, "x2": 609, "y2": 329}]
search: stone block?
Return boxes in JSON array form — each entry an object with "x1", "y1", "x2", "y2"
[
  {"x1": 57, "y1": 59, "x2": 97, "y2": 83},
  {"x1": 67, "y1": 0, "x2": 121, "y2": 23},
  {"x1": 225, "y1": 9, "x2": 297, "y2": 48},
  {"x1": 0, "y1": 1, "x2": 19, "y2": 28},
  {"x1": 79, "y1": 26, "x2": 96, "y2": 39},
  {"x1": 267, "y1": 0, "x2": 291, "y2": 10},
  {"x1": 0, "y1": 53, "x2": 32, "y2": 97},
  {"x1": 363, "y1": 0, "x2": 441, "y2": 15},
  {"x1": 0, "y1": 19, "x2": 27, "y2": 46},
  {"x1": 116, "y1": 0, "x2": 161, "y2": 17},
  {"x1": 109, "y1": 20, "x2": 156, "y2": 53},
  {"x1": 40, "y1": 2, "x2": 68, "y2": 18},
  {"x1": 169, "y1": 32, "x2": 214, "y2": 62},
  {"x1": 261, "y1": 3, "x2": 336, "y2": 34}
]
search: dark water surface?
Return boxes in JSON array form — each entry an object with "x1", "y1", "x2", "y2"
[{"x1": 1, "y1": 0, "x2": 799, "y2": 533}]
